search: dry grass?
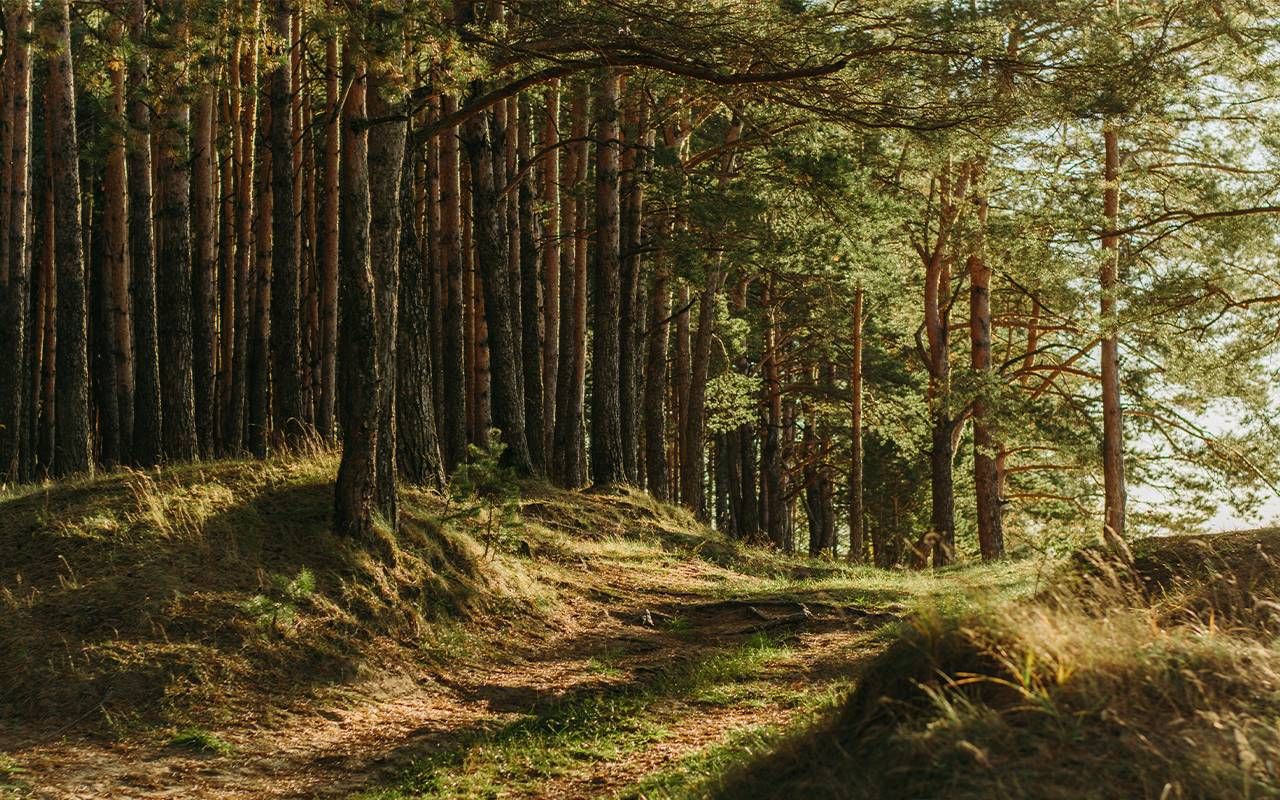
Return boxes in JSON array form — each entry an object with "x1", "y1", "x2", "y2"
[
  {"x1": 706, "y1": 530, "x2": 1280, "y2": 800},
  {"x1": 0, "y1": 453, "x2": 551, "y2": 732}
]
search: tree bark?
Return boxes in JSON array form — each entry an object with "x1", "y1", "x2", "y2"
[
  {"x1": 397, "y1": 131, "x2": 445, "y2": 489},
  {"x1": 247, "y1": 81, "x2": 273, "y2": 458},
  {"x1": 590, "y1": 69, "x2": 626, "y2": 486},
  {"x1": 848, "y1": 285, "x2": 865, "y2": 563},
  {"x1": 269, "y1": 0, "x2": 303, "y2": 445},
  {"x1": 193, "y1": 87, "x2": 218, "y2": 458},
  {"x1": 153, "y1": 0, "x2": 198, "y2": 463},
  {"x1": 618, "y1": 93, "x2": 647, "y2": 484},
  {"x1": 968, "y1": 161, "x2": 1004, "y2": 560},
  {"x1": 461, "y1": 102, "x2": 533, "y2": 474},
  {"x1": 127, "y1": 0, "x2": 162, "y2": 466},
  {"x1": 44, "y1": 0, "x2": 92, "y2": 476},
  {"x1": 367, "y1": 49, "x2": 406, "y2": 527},
  {"x1": 316, "y1": 13, "x2": 339, "y2": 441},
  {"x1": 518, "y1": 95, "x2": 545, "y2": 471},
  {"x1": 1101, "y1": 124, "x2": 1126, "y2": 542},
  {"x1": 0, "y1": 1, "x2": 33, "y2": 480},
  {"x1": 439, "y1": 95, "x2": 467, "y2": 471},
  {"x1": 551, "y1": 81, "x2": 588, "y2": 486},
  {"x1": 643, "y1": 262, "x2": 671, "y2": 499},
  {"x1": 334, "y1": 48, "x2": 379, "y2": 540},
  {"x1": 540, "y1": 79, "x2": 560, "y2": 461}
]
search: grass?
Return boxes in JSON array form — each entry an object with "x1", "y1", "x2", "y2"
[
  {"x1": 687, "y1": 530, "x2": 1280, "y2": 800},
  {"x1": 359, "y1": 634, "x2": 797, "y2": 800},
  {"x1": 167, "y1": 726, "x2": 234, "y2": 756},
  {"x1": 0, "y1": 452, "x2": 552, "y2": 730}
]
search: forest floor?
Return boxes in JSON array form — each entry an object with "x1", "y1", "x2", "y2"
[{"x1": 0, "y1": 453, "x2": 1039, "y2": 799}]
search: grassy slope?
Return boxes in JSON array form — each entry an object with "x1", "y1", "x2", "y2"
[
  {"x1": 681, "y1": 531, "x2": 1280, "y2": 800},
  {"x1": 6, "y1": 453, "x2": 1267, "y2": 799}
]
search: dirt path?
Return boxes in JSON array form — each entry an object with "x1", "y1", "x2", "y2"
[{"x1": 1, "y1": 556, "x2": 890, "y2": 799}]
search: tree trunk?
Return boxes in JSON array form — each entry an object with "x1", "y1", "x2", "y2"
[
  {"x1": 848, "y1": 285, "x2": 865, "y2": 563},
  {"x1": 127, "y1": 0, "x2": 162, "y2": 466},
  {"x1": 102, "y1": 11, "x2": 134, "y2": 465},
  {"x1": 618, "y1": 94, "x2": 647, "y2": 484},
  {"x1": 439, "y1": 95, "x2": 467, "y2": 471},
  {"x1": 518, "y1": 95, "x2": 545, "y2": 472},
  {"x1": 269, "y1": 0, "x2": 303, "y2": 445},
  {"x1": 44, "y1": 0, "x2": 92, "y2": 476},
  {"x1": 551, "y1": 81, "x2": 588, "y2": 487},
  {"x1": 154, "y1": 1, "x2": 198, "y2": 463},
  {"x1": 673, "y1": 285, "x2": 691, "y2": 498},
  {"x1": 334, "y1": 48, "x2": 379, "y2": 540},
  {"x1": 397, "y1": 131, "x2": 445, "y2": 489},
  {"x1": 540, "y1": 79, "x2": 560, "y2": 461},
  {"x1": 218, "y1": 75, "x2": 238, "y2": 452},
  {"x1": 590, "y1": 69, "x2": 626, "y2": 486},
  {"x1": 761, "y1": 280, "x2": 785, "y2": 548},
  {"x1": 643, "y1": 262, "x2": 671, "y2": 499},
  {"x1": 248, "y1": 84, "x2": 273, "y2": 458},
  {"x1": 681, "y1": 276, "x2": 721, "y2": 517},
  {"x1": 968, "y1": 162, "x2": 1004, "y2": 560},
  {"x1": 461, "y1": 103, "x2": 533, "y2": 474},
  {"x1": 193, "y1": 87, "x2": 217, "y2": 459},
  {"x1": 367, "y1": 53, "x2": 406, "y2": 526},
  {"x1": 1101, "y1": 124, "x2": 1126, "y2": 542},
  {"x1": 317, "y1": 14, "x2": 339, "y2": 441},
  {"x1": 0, "y1": 1, "x2": 33, "y2": 480}
]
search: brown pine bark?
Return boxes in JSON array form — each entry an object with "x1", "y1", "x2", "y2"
[
  {"x1": 439, "y1": 95, "x2": 467, "y2": 471},
  {"x1": 642, "y1": 261, "x2": 672, "y2": 499},
  {"x1": 673, "y1": 284, "x2": 691, "y2": 496},
  {"x1": 127, "y1": 0, "x2": 162, "y2": 466},
  {"x1": 551, "y1": 81, "x2": 588, "y2": 486},
  {"x1": 397, "y1": 131, "x2": 445, "y2": 490},
  {"x1": 681, "y1": 275, "x2": 722, "y2": 518},
  {"x1": 618, "y1": 92, "x2": 648, "y2": 484},
  {"x1": 848, "y1": 285, "x2": 865, "y2": 563},
  {"x1": 153, "y1": 0, "x2": 198, "y2": 463},
  {"x1": 518, "y1": 95, "x2": 545, "y2": 471},
  {"x1": 334, "y1": 48, "x2": 380, "y2": 541},
  {"x1": 461, "y1": 100, "x2": 533, "y2": 474},
  {"x1": 193, "y1": 87, "x2": 218, "y2": 459},
  {"x1": 968, "y1": 161, "x2": 1004, "y2": 560},
  {"x1": 316, "y1": 14, "x2": 339, "y2": 442},
  {"x1": 248, "y1": 85, "x2": 273, "y2": 457},
  {"x1": 101, "y1": 11, "x2": 134, "y2": 465},
  {"x1": 761, "y1": 279, "x2": 785, "y2": 548},
  {"x1": 269, "y1": 0, "x2": 303, "y2": 445},
  {"x1": 591, "y1": 69, "x2": 626, "y2": 486},
  {"x1": 44, "y1": 0, "x2": 92, "y2": 476},
  {"x1": 540, "y1": 79, "x2": 560, "y2": 460},
  {"x1": 228, "y1": 3, "x2": 259, "y2": 452},
  {"x1": 367, "y1": 49, "x2": 406, "y2": 526},
  {"x1": 1101, "y1": 124, "x2": 1127, "y2": 542},
  {"x1": 0, "y1": 1, "x2": 33, "y2": 480},
  {"x1": 218, "y1": 77, "x2": 238, "y2": 452}
]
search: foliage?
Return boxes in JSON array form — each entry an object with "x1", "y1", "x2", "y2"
[{"x1": 448, "y1": 429, "x2": 524, "y2": 557}]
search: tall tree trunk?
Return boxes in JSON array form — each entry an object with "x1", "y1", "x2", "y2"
[
  {"x1": 590, "y1": 69, "x2": 626, "y2": 486},
  {"x1": 618, "y1": 94, "x2": 647, "y2": 484},
  {"x1": 92, "y1": 180, "x2": 122, "y2": 466},
  {"x1": 44, "y1": 0, "x2": 91, "y2": 476},
  {"x1": 229, "y1": 5, "x2": 259, "y2": 452},
  {"x1": 551, "y1": 81, "x2": 588, "y2": 486},
  {"x1": 367, "y1": 46, "x2": 406, "y2": 526},
  {"x1": 0, "y1": 1, "x2": 33, "y2": 480},
  {"x1": 761, "y1": 279, "x2": 784, "y2": 548},
  {"x1": 680, "y1": 275, "x2": 722, "y2": 518},
  {"x1": 269, "y1": 0, "x2": 303, "y2": 444},
  {"x1": 334, "y1": 47, "x2": 379, "y2": 540},
  {"x1": 968, "y1": 162, "x2": 1004, "y2": 560},
  {"x1": 192, "y1": 87, "x2": 217, "y2": 459},
  {"x1": 848, "y1": 285, "x2": 865, "y2": 563},
  {"x1": 439, "y1": 95, "x2": 467, "y2": 471},
  {"x1": 397, "y1": 132, "x2": 445, "y2": 489},
  {"x1": 154, "y1": 0, "x2": 198, "y2": 463},
  {"x1": 461, "y1": 103, "x2": 533, "y2": 474},
  {"x1": 248, "y1": 85, "x2": 273, "y2": 457},
  {"x1": 316, "y1": 14, "x2": 339, "y2": 441},
  {"x1": 642, "y1": 262, "x2": 671, "y2": 499},
  {"x1": 102, "y1": 11, "x2": 134, "y2": 465},
  {"x1": 127, "y1": 0, "x2": 162, "y2": 466},
  {"x1": 1101, "y1": 124, "x2": 1126, "y2": 542},
  {"x1": 518, "y1": 95, "x2": 545, "y2": 472},
  {"x1": 540, "y1": 79, "x2": 560, "y2": 461},
  {"x1": 218, "y1": 77, "x2": 238, "y2": 453}
]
